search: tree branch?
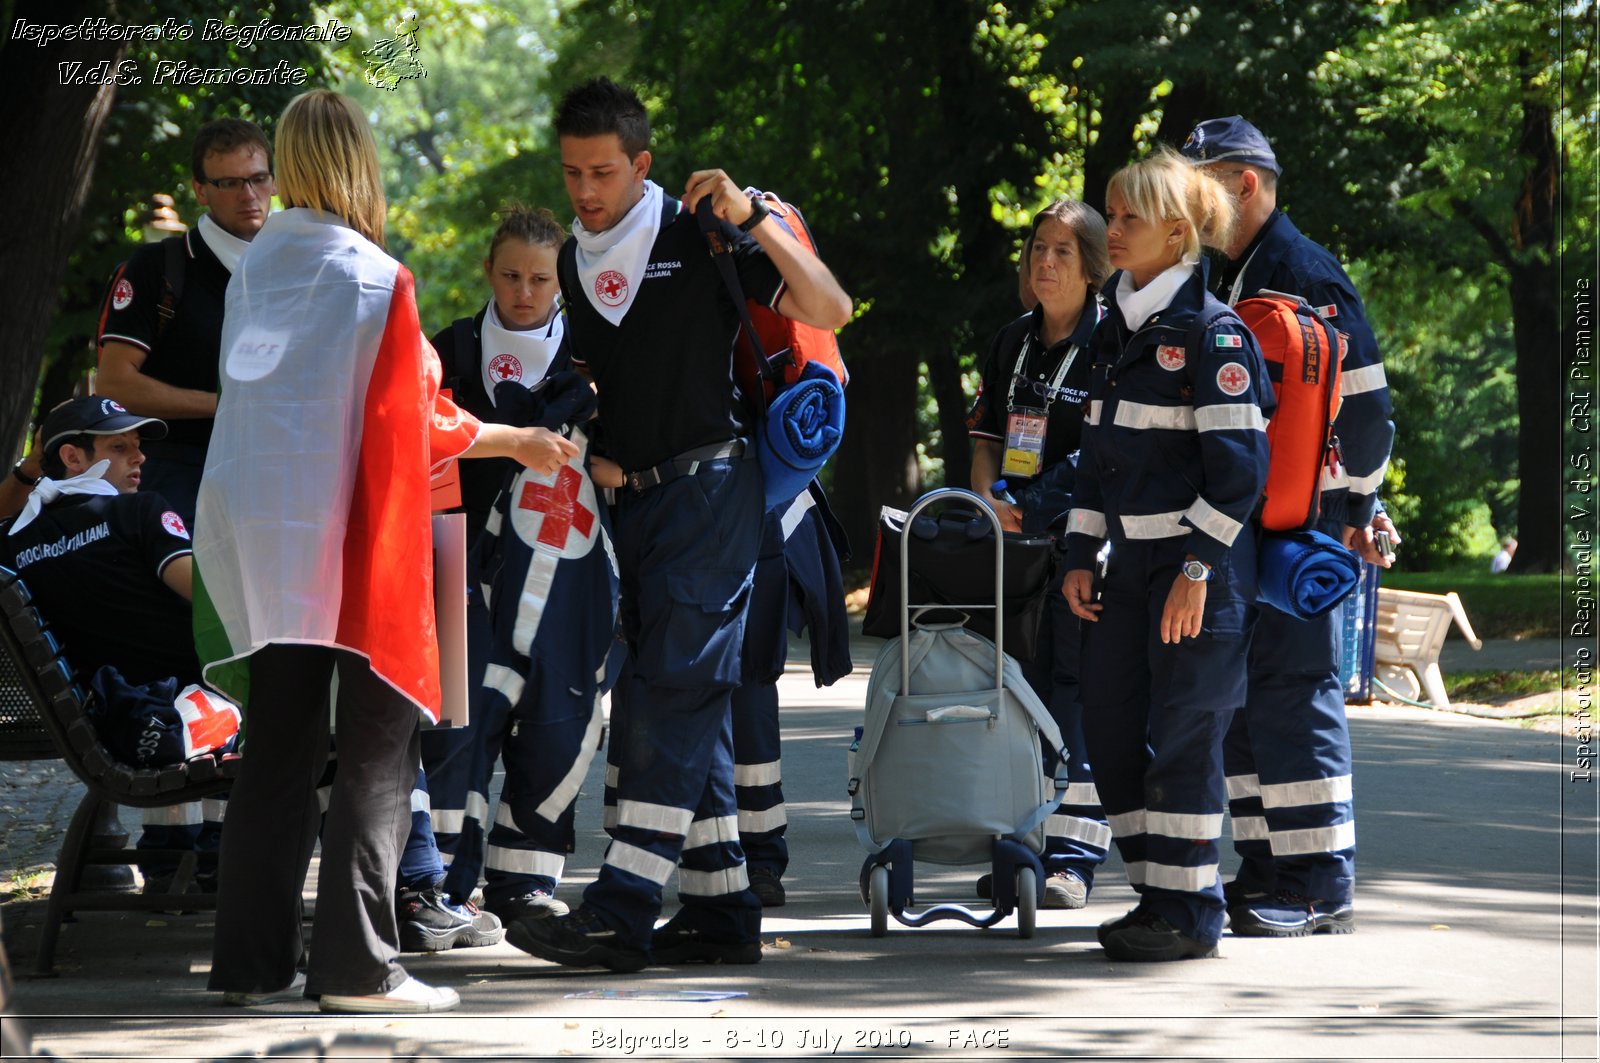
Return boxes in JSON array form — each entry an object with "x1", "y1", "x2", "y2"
[{"x1": 1452, "y1": 199, "x2": 1512, "y2": 264}]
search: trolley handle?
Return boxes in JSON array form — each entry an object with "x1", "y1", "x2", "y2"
[{"x1": 899, "y1": 488, "x2": 1006, "y2": 696}]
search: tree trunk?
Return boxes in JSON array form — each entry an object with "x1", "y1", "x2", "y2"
[
  {"x1": 1507, "y1": 90, "x2": 1561, "y2": 572},
  {"x1": 0, "y1": 2, "x2": 125, "y2": 461},
  {"x1": 828, "y1": 347, "x2": 923, "y2": 576},
  {"x1": 926, "y1": 348, "x2": 972, "y2": 491}
]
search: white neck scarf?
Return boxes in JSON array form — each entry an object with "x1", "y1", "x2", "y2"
[
  {"x1": 197, "y1": 213, "x2": 252, "y2": 274},
  {"x1": 9, "y1": 460, "x2": 119, "y2": 535},
  {"x1": 1115, "y1": 259, "x2": 1195, "y2": 330},
  {"x1": 571, "y1": 180, "x2": 664, "y2": 326},
  {"x1": 480, "y1": 298, "x2": 565, "y2": 405}
]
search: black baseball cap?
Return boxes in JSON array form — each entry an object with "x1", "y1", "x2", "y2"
[
  {"x1": 1180, "y1": 116, "x2": 1282, "y2": 176},
  {"x1": 41, "y1": 397, "x2": 167, "y2": 453}
]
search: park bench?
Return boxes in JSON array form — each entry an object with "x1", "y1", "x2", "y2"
[
  {"x1": 1372, "y1": 587, "x2": 1483, "y2": 711},
  {"x1": 0, "y1": 565, "x2": 239, "y2": 976}
]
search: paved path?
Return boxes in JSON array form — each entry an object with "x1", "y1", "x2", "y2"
[{"x1": 2, "y1": 635, "x2": 1595, "y2": 1061}]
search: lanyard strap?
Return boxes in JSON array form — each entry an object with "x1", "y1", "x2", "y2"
[
  {"x1": 1006, "y1": 333, "x2": 1081, "y2": 415},
  {"x1": 1226, "y1": 241, "x2": 1264, "y2": 307}
]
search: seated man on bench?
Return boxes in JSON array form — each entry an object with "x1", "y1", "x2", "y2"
[{"x1": 2, "y1": 397, "x2": 218, "y2": 893}]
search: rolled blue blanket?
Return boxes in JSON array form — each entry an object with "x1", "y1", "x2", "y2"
[
  {"x1": 1256, "y1": 529, "x2": 1361, "y2": 619},
  {"x1": 758, "y1": 360, "x2": 844, "y2": 511}
]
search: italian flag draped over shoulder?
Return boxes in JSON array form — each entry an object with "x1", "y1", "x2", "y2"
[{"x1": 193, "y1": 208, "x2": 479, "y2": 722}]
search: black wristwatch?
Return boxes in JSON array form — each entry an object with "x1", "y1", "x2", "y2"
[
  {"x1": 11, "y1": 460, "x2": 38, "y2": 487},
  {"x1": 737, "y1": 195, "x2": 770, "y2": 233}
]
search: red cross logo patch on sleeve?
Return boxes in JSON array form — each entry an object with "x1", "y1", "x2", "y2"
[
  {"x1": 112, "y1": 278, "x2": 134, "y2": 311},
  {"x1": 595, "y1": 270, "x2": 629, "y2": 307},
  {"x1": 160, "y1": 510, "x2": 190, "y2": 540},
  {"x1": 1216, "y1": 362, "x2": 1251, "y2": 396}
]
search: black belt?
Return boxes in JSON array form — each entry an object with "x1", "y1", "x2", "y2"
[{"x1": 624, "y1": 440, "x2": 745, "y2": 494}]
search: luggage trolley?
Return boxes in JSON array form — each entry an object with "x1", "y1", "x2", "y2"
[{"x1": 848, "y1": 487, "x2": 1067, "y2": 938}]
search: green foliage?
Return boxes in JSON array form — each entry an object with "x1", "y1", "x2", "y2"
[
  {"x1": 343, "y1": 1, "x2": 571, "y2": 334},
  {"x1": 1350, "y1": 255, "x2": 1517, "y2": 570}
]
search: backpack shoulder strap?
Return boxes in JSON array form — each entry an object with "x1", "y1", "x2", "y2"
[
  {"x1": 155, "y1": 234, "x2": 188, "y2": 340},
  {"x1": 693, "y1": 197, "x2": 776, "y2": 410}
]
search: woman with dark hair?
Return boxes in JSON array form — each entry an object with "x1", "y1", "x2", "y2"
[
  {"x1": 195, "y1": 89, "x2": 577, "y2": 1013},
  {"x1": 1062, "y1": 148, "x2": 1272, "y2": 963},
  {"x1": 967, "y1": 198, "x2": 1113, "y2": 912}
]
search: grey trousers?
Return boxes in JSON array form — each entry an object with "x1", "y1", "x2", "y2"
[{"x1": 208, "y1": 644, "x2": 420, "y2": 997}]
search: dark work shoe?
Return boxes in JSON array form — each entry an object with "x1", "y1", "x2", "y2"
[
  {"x1": 487, "y1": 889, "x2": 570, "y2": 923},
  {"x1": 505, "y1": 905, "x2": 649, "y2": 973},
  {"x1": 749, "y1": 867, "x2": 786, "y2": 908},
  {"x1": 1223, "y1": 878, "x2": 1269, "y2": 923},
  {"x1": 651, "y1": 919, "x2": 762, "y2": 966},
  {"x1": 1231, "y1": 892, "x2": 1355, "y2": 938},
  {"x1": 398, "y1": 886, "x2": 504, "y2": 952},
  {"x1": 1099, "y1": 910, "x2": 1219, "y2": 962},
  {"x1": 1095, "y1": 904, "x2": 1151, "y2": 947},
  {"x1": 1043, "y1": 870, "x2": 1089, "y2": 910}
]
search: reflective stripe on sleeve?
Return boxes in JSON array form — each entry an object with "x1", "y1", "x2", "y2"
[
  {"x1": 1069, "y1": 508, "x2": 1108, "y2": 539},
  {"x1": 1113, "y1": 401, "x2": 1196, "y2": 431},
  {"x1": 1339, "y1": 364, "x2": 1388, "y2": 396},
  {"x1": 1119, "y1": 511, "x2": 1187, "y2": 540},
  {"x1": 1195, "y1": 404, "x2": 1267, "y2": 433},
  {"x1": 1183, "y1": 497, "x2": 1244, "y2": 546}
]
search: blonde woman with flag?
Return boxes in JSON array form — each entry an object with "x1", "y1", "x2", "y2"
[{"x1": 194, "y1": 89, "x2": 576, "y2": 1013}]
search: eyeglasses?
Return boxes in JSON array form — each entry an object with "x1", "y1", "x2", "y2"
[
  {"x1": 1010, "y1": 375, "x2": 1083, "y2": 403},
  {"x1": 201, "y1": 172, "x2": 274, "y2": 191}
]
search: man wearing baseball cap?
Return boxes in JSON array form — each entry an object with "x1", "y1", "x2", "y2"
[{"x1": 1180, "y1": 116, "x2": 1397, "y2": 939}]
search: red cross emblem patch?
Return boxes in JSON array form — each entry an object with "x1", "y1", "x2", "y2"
[
  {"x1": 112, "y1": 278, "x2": 134, "y2": 311},
  {"x1": 1216, "y1": 362, "x2": 1251, "y2": 396},
  {"x1": 511, "y1": 454, "x2": 600, "y2": 559},
  {"x1": 488, "y1": 353, "x2": 523, "y2": 383},
  {"x1": 595, "y1": 270, "x2": 629, "y2": 307}
]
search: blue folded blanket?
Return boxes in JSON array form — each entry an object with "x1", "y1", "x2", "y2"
[
  {"x1": 758, "y1": 360, "x2": 844, "y2": 511},
  {"x1": 1257, "y1": 529, "x2": 1361, "y2": 619}
]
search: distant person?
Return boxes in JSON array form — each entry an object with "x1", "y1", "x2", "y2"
[
  {"x1": 196, "y1": 89, "x2": 575, "y2": 1014},
  {"x1": 1491, "y1": 536, "x2": 1517, "y2": 573},
  {"x1": 96, "y1": 118, "x2": 275, "y2": 524}
]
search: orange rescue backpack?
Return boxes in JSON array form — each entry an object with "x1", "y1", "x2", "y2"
[{"x1": 1188, "y1": 290, "x2": 1345, "y2": 531}]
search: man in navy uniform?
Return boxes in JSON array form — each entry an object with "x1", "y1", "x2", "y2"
[
  {"x1": 1181, "y1": 116, "x2": 1398, "y2": 937},
  {"x1": 505, "y1": 78, "x2": 850, "y2": 972},
  {"x1": 96, "y1": 118, "x2": 274, "y2": 523}
]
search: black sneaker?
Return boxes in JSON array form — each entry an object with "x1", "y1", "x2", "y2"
[
  {"x1": 1099, "y1": 910, "x2": 1219, "y2": 962},
  {"x1": 650, "y1": 918, "x2": 762, "y2": 966},
  {"x1": 486, "y1": 889, "x2": 570, "y2": 923},
  {"x1": 1095, "y1": 904, "x2": 1150, "y2": 946},
  {"x1": 749, "y1": 867, "x2": 786, "y2": 908},
  {"x1": 1231, "y1": 891, "x2": 1355, "y2": 938},
  {"x1": 398, "y1": 886, "x2": 504, "y2": 952},
  {"x1": 505, "y1": 905, "x2": 650, "y2": 973},
  {"x1": 1223, "y1": 878, "x2": 1269, "y2": 924}
]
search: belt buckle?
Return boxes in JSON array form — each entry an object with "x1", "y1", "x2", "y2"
[{"x1": 627, "y1": 471, "x2": 645, "y2": 493}]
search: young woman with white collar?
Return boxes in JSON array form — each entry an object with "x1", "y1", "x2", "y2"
[{"x1": 1060, "y1": 148, "x2": 1273, "y2": 964}]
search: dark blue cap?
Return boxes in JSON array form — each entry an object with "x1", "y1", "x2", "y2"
[{"x1": 1180, "y1": 116, "x2": 1281, "y2": 176}]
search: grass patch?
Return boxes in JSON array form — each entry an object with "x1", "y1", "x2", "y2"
[
  {"x1": 1443, "y1": 668, "x2": 1572, "y2": 704},
  {"x1": 1381, "y1": 570, "x2": 1562, "y2": 639}
]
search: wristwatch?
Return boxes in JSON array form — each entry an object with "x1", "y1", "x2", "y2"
[
  {"x1": 1181, "y1": 558, "x2": 1213, "y2": 582},
  {"x1": 737, "y1": 194, "x2": 771, "y2": 233},
  {"x1": 11, "y1": 460, "x2": 38, "y2": 487}
]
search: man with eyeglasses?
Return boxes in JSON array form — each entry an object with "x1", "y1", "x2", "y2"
[
  {"x1": 1180, "y1": 116, "x2": 1397, "y2": 940},
  {"x1": 96, "y1": 117, "x2": 275, "y2": 525}
]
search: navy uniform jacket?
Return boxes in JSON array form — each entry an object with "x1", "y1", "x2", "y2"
[
  {"x1": 1065, "y1": 266, "x2": 1274, "y2": 572},
  {"x1": 1215, "y1": 210, "x2": 1393, "y2": 527}
]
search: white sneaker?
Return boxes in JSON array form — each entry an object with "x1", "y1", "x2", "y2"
[
  {"x1": 319, "y1": 975, "x2": 460, "y2": 1013},
  {"x1": 221, "y1": 971, "x2": 307, "y2": 1006}
]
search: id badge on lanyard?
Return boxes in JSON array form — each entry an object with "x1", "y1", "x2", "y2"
[{"x1": 1002, "y1": 411, "x2": 1047, "y2": 477}]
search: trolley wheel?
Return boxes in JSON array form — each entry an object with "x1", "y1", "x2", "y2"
[
  {"x1": 868, "y1": 865, "x2": 890, "y2": 937},
  {"x1": 1015, "y1": 866, "x2": 1037, "y2": 938}
]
